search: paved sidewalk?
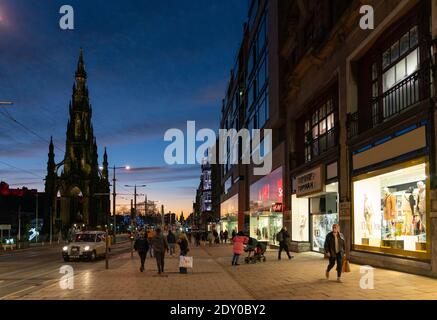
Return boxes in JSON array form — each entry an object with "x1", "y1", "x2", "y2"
[{"x1": 17, "y1": 244, "x2": 437, "y2": 300}]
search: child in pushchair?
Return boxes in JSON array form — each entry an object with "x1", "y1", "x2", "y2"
[{"x1": 244, "y1": 238, "x2": 267, "y2": 264}]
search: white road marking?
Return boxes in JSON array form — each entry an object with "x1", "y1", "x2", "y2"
[{"x1": 0, "y1": 285, "x2": 35, "y2": 300}]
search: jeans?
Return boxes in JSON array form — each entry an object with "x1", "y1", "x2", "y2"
[
  {"x1": 168, "y1": 243, "x2": 176, "y2": 255},
  {"x1": 327, "y1": 252, "x2": 343, "y2": 278},
  {"x1": 278, "y1": 242, "x2": 291, "y2": 259},
  {"x1": 232, "y1": 254, "x2": 240, "y2": 265},
  {"x1": 154, "y1": 251, "x2": 165, "y2": 273},
  {"x1": 138, "y1": 251, "x2": 147, "y2": 270}
]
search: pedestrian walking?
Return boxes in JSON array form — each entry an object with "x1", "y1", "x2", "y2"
[
  {"x1": 167, "y1": 230, "x2": 176, "y2": 256},
  {"x1": 207, "y1": 231, "x2": 214, "y2": 247},
  {"x1": 231, "y1": 231, "x2": 248, "y2": 266},
  {"x1": 213, "y1": 229, "x2": 219, "y2": 245},
  {"x1": 231, "y1": 229, "x2": 236, "y2": 241},
  {"x1": 177, "y1": 233, "x2": 190, "y2": 274},
  {"x1": 223, "y1": 230, "x2": 228, "y2": 243},
  {"x1": 277, "y1": 227, "x2": 293, "y2": 260},
  {"x1": 134, "y1": 230, "x2": 149, "y2": 272},
  {"x1": 147, "y1": 228, "x2": 156, "y2": 258},
  {"x1": 195, "y1": 231, "x2": 201, "y2": 247},
  {"x1": 220, "y1": 230, "x2": 224, "y2": 244},
  {"x1": 324, "y1": 223, "x2": 346, "y2": 283},
  {"x1": 151, "y1": 228, "x2": 168, "y2": 274}
]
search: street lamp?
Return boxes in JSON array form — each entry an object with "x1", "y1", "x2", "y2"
[{"x1": 112, "y1": 165, "x2": 130, "y2": 244}]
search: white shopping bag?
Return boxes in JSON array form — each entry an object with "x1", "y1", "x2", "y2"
[{"x1": 179, "y1": 256, "x2": 193, "y2": 269}]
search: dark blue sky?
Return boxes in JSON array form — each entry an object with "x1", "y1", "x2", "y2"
[{"x1": 0, "y1": 0, "x2": 247, "y2": 215}]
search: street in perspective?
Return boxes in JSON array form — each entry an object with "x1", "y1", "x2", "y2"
[{"x1": 2, "y1": 0, "x2": 437, "y2": 304}]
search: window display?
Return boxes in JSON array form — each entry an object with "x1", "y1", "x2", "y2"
[
  {"x1": 353, "y1": 162, "x2": 428, "y2": 254},
  {"x1": 249, "y1": 167, "x2": 283, "y2": 245},
  {"x1": 220, "y1": 194, "x2": 238, "y2": 234},
  {"x1": 250, "y1": 211, "x2": 283, "y2": 244},
  {"x1": 312, "y1": 213, "x2": 339, "y2": 253},
  {"x1": 310, "y1": 183, "x2": 339, "y2": 252},
  {"x1": 291, "y1": 195, "x2": 309, "y2": 242}
]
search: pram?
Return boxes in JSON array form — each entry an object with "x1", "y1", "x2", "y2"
[{"x1": 244, "y1": 238, "x2": 267, "y2": 264}]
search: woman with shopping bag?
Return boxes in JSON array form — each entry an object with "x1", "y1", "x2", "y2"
[
  {"x1": 177, "y1": 233, "x2": 190, "y2": 274},
  {"x1": 324, "y1": 223, "x2": 346, "y2": 282}
]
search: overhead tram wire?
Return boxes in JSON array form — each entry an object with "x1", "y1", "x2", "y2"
[
  {"x1": 0, "y1": 107, "x2": 65, "y2": 154},
  {"x1": 0, "y1": 159, "x2": 45, "y2": 180}
]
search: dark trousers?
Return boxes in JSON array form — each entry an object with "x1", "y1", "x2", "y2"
[
  {"x1": 154, "y1": 251, "x2": 165, "y2": 273},
  {"x1": 138, "y1": 251, "x2": 147, "y2": 270},
  {"x1": 327, "y1": 252, "x2": 343, "y2": 278},
  {"x1": 278, "y1": 242, "x2": 291, "y2": 259},
  {"x1": 232, "y1": 254, "x2": 240, "y2": 265}
]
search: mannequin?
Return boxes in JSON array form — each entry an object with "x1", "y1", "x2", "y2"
[
  {"x1": 416, "y1": 181, "x2": 426, "y2": 233},
  {"x1": 363, "y1": 194, "x2": 373, "y2": 236},
  {"x1": 383, "y1": 187, "x2": 396, "y2": 237},
  {"x1": 402, "y1": 187, "x2": 414, "y2": 235},
  {"x1": 299, "y1": 214, "x2": 307, "y2": 240}
]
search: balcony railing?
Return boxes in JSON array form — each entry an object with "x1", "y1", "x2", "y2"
[{"x1": 348, "y1": 61, "x2": 433, "y2": 139}]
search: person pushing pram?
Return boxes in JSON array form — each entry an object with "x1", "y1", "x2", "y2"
[{"x1": 244, "y1": 237, "x2": 267, "y2": 264}]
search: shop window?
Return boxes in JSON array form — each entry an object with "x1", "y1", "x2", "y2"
[
  {"x1": 291, "y1": 195, "x2": 309, "y2": 242},
  {"x1": 353, "y1": 162, "x2": 428, "y2": 257}
]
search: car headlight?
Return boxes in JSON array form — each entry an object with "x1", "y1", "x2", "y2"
[
  {"x1": 63, "y1": 246, "x2": 68, "y2": 251},
  {"x1": 84, "y1": 246, "x2": 90, "y2": 251}
]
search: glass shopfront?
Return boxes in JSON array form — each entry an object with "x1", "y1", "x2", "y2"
[
  {"x1": 291, "y1": 195, "x2": 309, "y2": 242},
  {"x1": 353, "y1": 160, "x2": 429, "y2": 258},
  {"x1": 249, "y1": 167, "x2": 283, "y2": 245},
  {"x1": 220, "y1": 194, "x2": 239, "y2": 235},
  {"x1": 310, "y1": 183, "x2": 339, "y2": 253}
]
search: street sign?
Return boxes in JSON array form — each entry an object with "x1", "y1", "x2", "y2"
[{"x1": 0, "y1": 225, "x2": 11, "y2": 230}]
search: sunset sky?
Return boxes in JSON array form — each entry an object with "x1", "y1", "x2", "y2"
[{"x1": 0, "y1": 0, "x2": 247, "y2": 216}]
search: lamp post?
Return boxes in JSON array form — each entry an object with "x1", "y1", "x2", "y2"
[
  {"x1": 124, "y1": 184, "x2": 147, "y2": 221},
  {"x1": 112, "y1": 165, "x2": 130, "y2": 244}
]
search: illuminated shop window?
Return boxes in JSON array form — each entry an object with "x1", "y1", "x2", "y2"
[{"x1": 353, "y1": 162, "x2": 428, "y2": 256}]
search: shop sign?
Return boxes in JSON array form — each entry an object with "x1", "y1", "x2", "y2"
[
  {"x1": 272, "y1": 203, "x2": 283, "y2": 212},
  {"x1": 296, "y1": 166, "x2": 324, "y2": 197}
]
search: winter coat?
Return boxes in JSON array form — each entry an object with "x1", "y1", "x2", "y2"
[
  {"x1": 232, "y1": 235, "x2": 248, "y2": 255},
  {"x1": 177, "y1": 239, "x2": 189, "y2": 255},
  {"x1": 151, "y1": 234, "x2": 168, "y2": 253},
  {"x1": 134, "y1": 238, "x2": 149, "y2": 253},
  {"x1": 167, "y1": 232, "x2": 176, "y2": 244},
  {"x1": 324, "y1": 231, "x2": 345, "y2": 258}
]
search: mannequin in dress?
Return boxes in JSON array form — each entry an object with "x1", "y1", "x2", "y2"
[
  {"x1": 299, "y1": 214, "x2": 307, "y2": 240},
  {"x1": 383, "y1": 187, "x2": 396, "y2": 237},
  {"x1": 416, "y1": 181, "x2": 426, "y2": 233},
  {"x1": 363, "y1": 194, "x2": 373, "y2": 236},
  {"x1": 401, "y1": 187, "x2": 414, "y2": 235}
]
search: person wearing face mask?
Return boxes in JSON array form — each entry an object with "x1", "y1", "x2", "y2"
[{"x1": 324, "y1": 224, "x2": 346, "y2": 283}]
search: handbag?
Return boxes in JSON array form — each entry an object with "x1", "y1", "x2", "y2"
[
  {"x1": 342, "y1": 256, "x2": 351, "y2": 273},
  {"x1": 179, "y1": 256, "x2": 193, "y2": 269}
]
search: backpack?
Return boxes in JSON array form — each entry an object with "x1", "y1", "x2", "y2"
[{"x1": 276, "y1": 231, "x2": 283, "y2": 242}]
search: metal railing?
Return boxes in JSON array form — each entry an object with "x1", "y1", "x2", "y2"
[{"x1": 348, "y1": 61, "x2": 432, "y2": 139}]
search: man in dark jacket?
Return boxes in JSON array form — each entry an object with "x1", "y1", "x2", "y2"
[
  {"x1": 134, "y1": 231, "x2": 149, "y2": 272},
  {"x1": 277, "y1": 227, "x2": 293, "y2": 260},
  {"x1": 151, "y1": 228, "x2": 168, "y2": 274},
  {"x1": 167, "y1": 230, "x2": 176, "y2": 256},
  {"x1": 324, "y1": 223, "x2": 346, "y2": 282}
]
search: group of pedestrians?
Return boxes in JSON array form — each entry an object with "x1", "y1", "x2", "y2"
[
  {"x1": 133, "y1": 228, "x2": 190, "y2": 275},
  {"x1": 227, "y1": 223, "x2": 347, "y2": 283}
]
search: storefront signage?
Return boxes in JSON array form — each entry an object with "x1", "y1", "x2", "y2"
[
  {"x1": 295, "y1": 166, "x2": 324, "y2": 197},
  {"x1": 272, "y1": 203, "x2": 283, "y2": 212}
]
